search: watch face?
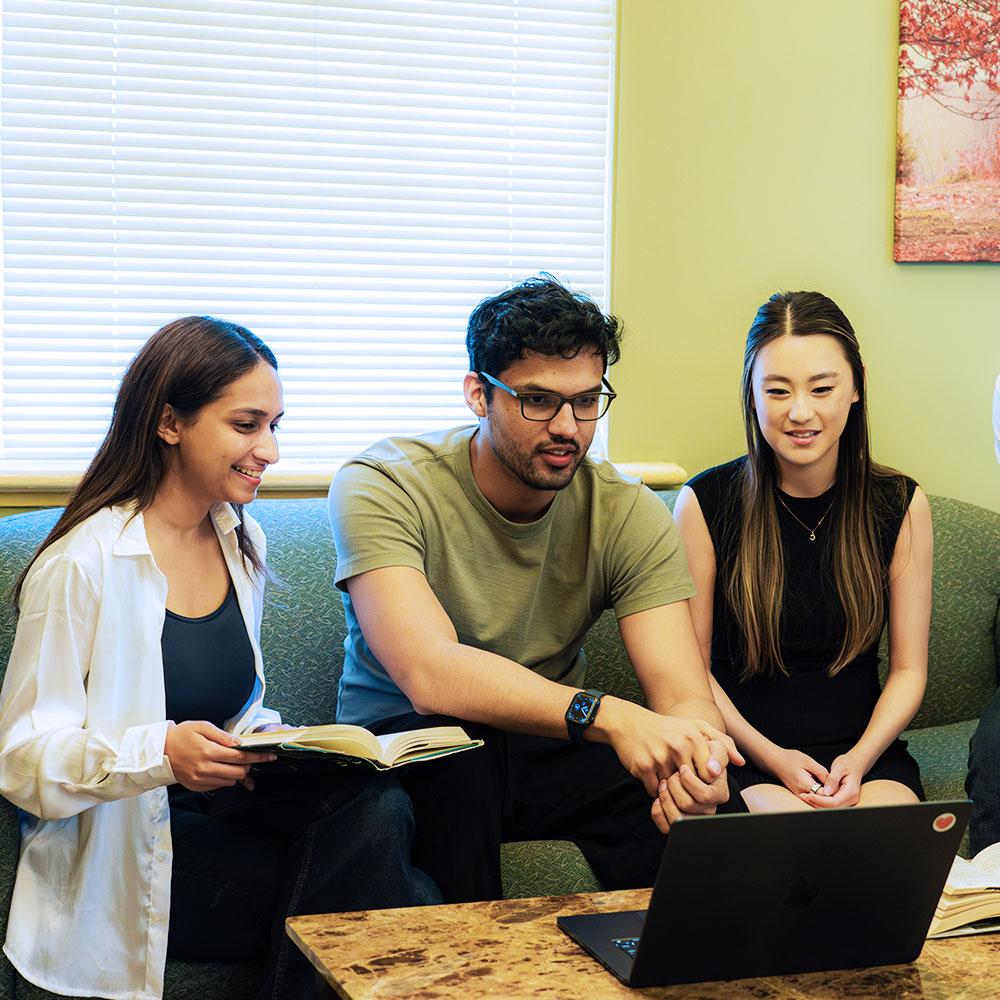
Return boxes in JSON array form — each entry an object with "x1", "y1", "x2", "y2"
[{"x1": 567, "y1": 691, "x2": 599, "y2": 725}]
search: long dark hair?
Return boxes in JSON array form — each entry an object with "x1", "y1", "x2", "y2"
[
  {"x1": 725, "y1": 291, "x2": 901, "y2": 678},
  {"x1": 13, "y1": 316, "x2": 277, "y2": 608}
]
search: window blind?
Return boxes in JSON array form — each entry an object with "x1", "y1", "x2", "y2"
[{"x1": 0, "y1": 0, "x2": 615, "y2": 474}]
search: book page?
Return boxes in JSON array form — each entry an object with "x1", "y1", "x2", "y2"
[
  {"x1": 936, "y1": 892, "x2": 1000, "y2": 916},
  {"x1": 928, "y1": 917, "x2": 1000, "y2": 940},
  {"x1": 971, "y1": 842, "x2": 1000, "y2": 879},
  {"x1": 930, "y1": 893, "x2": 1000, "y2": 936},
  {"x1": 237, "y1": 724, "x2": 382, "y2": 760},
  {"x1": 944, "y1": 852, "x2": 1000, "y2": 894},
  {"x1": 376, "y1": 726, "x2": 476, "y2": 764}
]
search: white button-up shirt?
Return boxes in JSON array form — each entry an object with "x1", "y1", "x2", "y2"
[{"x1": 0, "y1": 503, "x2": 279, "y2": 1000}]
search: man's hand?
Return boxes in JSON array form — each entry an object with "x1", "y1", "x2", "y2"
[
  {"x1": 650, "y1": 765, "x2": 729, "y2": 834},
  {"x1": 597, "y1": 697, "x2": 744, "y2": 798},
  {"x1": 799, "y1": 753, "x2": 863, "y2": 809},
  {"x1": 164, "y1": 720, "x2": 276, "y2": 792},
  {"x1": 764, "y1": 747, "x2": 830, "y2": 798}
]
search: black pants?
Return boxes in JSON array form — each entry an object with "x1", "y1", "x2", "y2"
[
  {"x1": 371, "y1": 711, "x2": 747, "y2": 903},
  {"x1": 966, "y1": 685, "x2": 1000, "y2": 855},
  {"x1": 167, "y1": 766, "x2": 441, "y2": 1000}
]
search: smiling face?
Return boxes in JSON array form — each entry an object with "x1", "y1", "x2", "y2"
[
  {"x1": 750, "y1": 333, "x2": 859, "y2": 489},
  {"x1": 159, "y1": 359, "x2": 284, "y2": 508},
  {"x1": 464, "y1": 349, "x2": 604, "y2": 515}
]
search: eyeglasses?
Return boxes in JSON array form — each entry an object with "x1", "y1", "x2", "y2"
[{"x1": 478, "y1": 371, "x2": 617, "y2": 422}]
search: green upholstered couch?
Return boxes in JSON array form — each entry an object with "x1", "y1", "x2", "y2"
[{"x1": 0, "y1": 492, "x2": 998, "y2": 998}]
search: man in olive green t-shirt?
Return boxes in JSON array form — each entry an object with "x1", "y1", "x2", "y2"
[{"x1": 329, "y1": 276, "x2": 745, "y2": 902}]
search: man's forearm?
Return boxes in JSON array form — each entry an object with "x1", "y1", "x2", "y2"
[
  {"x1": 647, "y1": 693, "x2": 726, "y2": 733},
  {"x1": 395, "y1": 636, "x2": 581, "y2": 739},
  {"x1": 349, "y1": 567, "x2": 582, "y2": 739}
]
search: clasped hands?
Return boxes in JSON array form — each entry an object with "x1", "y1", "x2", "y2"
[
  {"x1": 607, "y1": 705, "x2": 744, "y2": 834},
  {"x1": 768, "y1": 747, "x2": 863, "y2": 808}
]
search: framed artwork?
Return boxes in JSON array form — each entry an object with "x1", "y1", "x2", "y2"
[{"x1": 895, "y1": 1, "x2": 1000, "y2": 262}]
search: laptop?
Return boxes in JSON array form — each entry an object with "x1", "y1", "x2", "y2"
[{"x1": 558, "y1": 800, "x2": 970, "y2": 988}]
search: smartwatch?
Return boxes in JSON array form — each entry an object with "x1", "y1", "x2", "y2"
[{"x1": 565, "y1": 689, "x2": 604, "y2": 743}]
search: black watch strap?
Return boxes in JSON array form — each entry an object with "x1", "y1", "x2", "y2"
[{"x1": 566, "y1": 688, "x2": 604, "y2": 743}]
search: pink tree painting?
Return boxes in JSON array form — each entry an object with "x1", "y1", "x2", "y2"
[{"x1": 895, "y1": 0, "x2": 1000, "y2": 261}]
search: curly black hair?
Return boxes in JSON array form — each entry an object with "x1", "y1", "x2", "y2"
[{"x1": 466, "y1": 275, "x2": 621, "y2": 398}]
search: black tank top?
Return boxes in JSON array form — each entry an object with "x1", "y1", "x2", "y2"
[
  {"x1": 686, "y1": 457, "x2": 915, "y2": 748},
  {"x1": 161, "y1": 582, "x2": 256, "y2": 729}
]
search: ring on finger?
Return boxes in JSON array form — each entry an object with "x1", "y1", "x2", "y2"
[{"x1": 809, "y1": 781, "x2": 823, "y2": 794}]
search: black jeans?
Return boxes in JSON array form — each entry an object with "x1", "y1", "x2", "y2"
[
  {"x1": 966, "y1": 686, "x2": 1000, "y2": 855},
  {"x1": 370, "y1": 711, "x2": 747, "y2": 903},
  {"x1": 167, "y1": 766, "x2": 441, "y2": 1000}
]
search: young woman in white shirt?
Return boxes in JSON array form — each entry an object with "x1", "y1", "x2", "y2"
[{"x1": 0, "y1": 317, "x2": 439, "y2": 1000}]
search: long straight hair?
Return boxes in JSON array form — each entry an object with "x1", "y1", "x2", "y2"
[
  {"x1": 724, "y1": 291, "x2": 901, "y2": 679},
  {"x1": 13, "y1": 316, "x2": 277, "y2": 609}
]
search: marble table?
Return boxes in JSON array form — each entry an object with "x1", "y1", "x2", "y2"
[{"x1": 286, "y1": 888, "x2": 1000, "y2": 999}]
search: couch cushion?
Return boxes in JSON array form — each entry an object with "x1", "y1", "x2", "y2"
[
  {"x1": 0, "y1": 798, "x2": 16, "y2": 1000},
  {"x1": 902, "y1": 718, "x2": 979, "y2": 804},
  {"x1": 903, "y1": 717, "x2": 979, "y2": 857},
  {"x1": 582, "y1": 609, "x2": 645, "y2": 705},
  {"x1": 246, "y1": 498, "x2": 343, "y2": 725},
  {"x1": 580, "y1": 490, "x2": 680, "y2": 703},
  {"x1": 500, "y1": 841, "x2": 602, "y2": 899},
  {"x1": 882, "y1": 497, "x2": 1000, "y2": 729}
]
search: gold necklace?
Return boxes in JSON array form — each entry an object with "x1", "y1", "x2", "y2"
[{"x1": 775, "y1": 492, "x2": 834, "y2": 542}]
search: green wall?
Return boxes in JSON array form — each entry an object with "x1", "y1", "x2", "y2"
[{"x1": 610, "y1": 0, "x2": 999, "y2": 512}]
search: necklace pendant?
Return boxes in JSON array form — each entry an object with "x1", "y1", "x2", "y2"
[{"x1": 775, "y1": 491, "x2": 834, "y2": 543}]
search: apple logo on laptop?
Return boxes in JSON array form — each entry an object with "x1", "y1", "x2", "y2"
[{"x1": 785, "y1": 876, "x2": 820, "y2": 908}]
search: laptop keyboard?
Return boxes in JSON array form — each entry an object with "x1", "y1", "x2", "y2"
[{"x1": 612, "y1": 936, "x2": 640, "y2": 958}]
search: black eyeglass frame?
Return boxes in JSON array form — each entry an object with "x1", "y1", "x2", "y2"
[{"x1": 477, "y1": 371, "x2": 617, "y2": 422}]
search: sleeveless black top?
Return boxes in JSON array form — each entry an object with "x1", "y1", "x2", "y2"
[
  {"x1": 161, "y1": 582, "x2": 256, "y2": 729},
  {"x1": 687, "y1": 457, "x2": 916, "y2": 750}
]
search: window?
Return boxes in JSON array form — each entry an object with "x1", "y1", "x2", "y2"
[{"x1": 0, "y1": 0, "x2": 616, "y2": 475}]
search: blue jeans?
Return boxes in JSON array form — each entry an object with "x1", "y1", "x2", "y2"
[
  {"x1": 167, "y1": 765, "x2": 440, "y2": 1000},
  {"x1": 966, "y1": 687, "x2": 1000, "y2": 855}
]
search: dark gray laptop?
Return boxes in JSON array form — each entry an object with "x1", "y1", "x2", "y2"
[{"x1": 558, "y1": 800, "x2": 970, "y2": 988}]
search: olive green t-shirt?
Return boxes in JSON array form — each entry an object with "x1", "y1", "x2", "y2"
[{"x1": 329, "y1": 425, "x2": 695, "y2": 727}]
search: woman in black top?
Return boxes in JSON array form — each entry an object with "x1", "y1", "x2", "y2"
[{"x1": 674, "y1": 291, "x2": 932, "y2": 813}]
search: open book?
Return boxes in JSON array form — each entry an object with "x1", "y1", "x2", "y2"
[
  {"x1": 928, "y1": 841, "x2": 1000, "y2": 938},
  {"x1": 235, "y1": 724, "x2": 483, "y2": 771}
]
